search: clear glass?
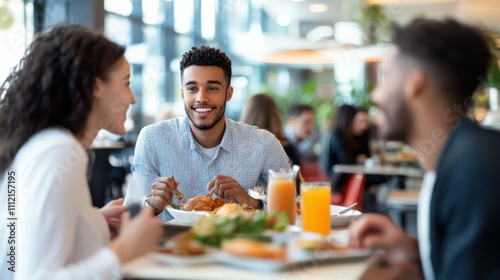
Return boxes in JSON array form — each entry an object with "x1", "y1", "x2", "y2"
[
  {"x1": 267, "y1": 169, "x2": 296, "y2": 225},
  {"x1": 301, "y1": 182, "x2": 331, "y2": 235}
]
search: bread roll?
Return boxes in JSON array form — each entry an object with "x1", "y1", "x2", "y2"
[{"x1": 222, "y1": 238, "x2": 285, "y2": 260}]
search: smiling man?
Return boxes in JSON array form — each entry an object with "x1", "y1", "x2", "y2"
[{"x1": 126, "y1": 46, "x2": 290, "y2": 221}]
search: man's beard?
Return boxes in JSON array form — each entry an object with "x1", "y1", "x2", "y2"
[
  {"x1": 184, "y1": 102, "x2": 226, "y2": 131},
  {"x1": 378, "y1": 94, "x2": 412, "y2": 143}
]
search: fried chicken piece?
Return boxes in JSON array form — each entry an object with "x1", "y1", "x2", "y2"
[
  {"x1": 214, "y1": 203, "x2": 254, "y2": 216},
  {"x1": 182, "y1": 196, "x2": 214, "y2": 211},
  {"x1": 212, "y1": 197, "x2": 225, "y2": 209}
]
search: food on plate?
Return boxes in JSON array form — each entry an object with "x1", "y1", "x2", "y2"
[
  {"x1": 222, "y1": 238, "x2": 285, "y2": 260},
  {"x1": 192, "y1": 210, "x2": 288, "y2": 247},
  {"x1": 182, "y1": 196, "x2": 214, "y2": 211},
  {"x1": 174, "y1": 188, "x2": 185, "y2": 202},
  {"x1": 156, "y1": 231, "x2": 206, "y2": 256},
  {"x1": 182, "y1": 196, "x2": 225, "y2": 211},
  {"x1": 212, "y1": 197, "x2": 225, "y2": 209},
  {"x1": 295, "y1": 237, "x2": 346, "y2": 251},
  {"x1": 213, "y1": 203, "x2": 254, "y2": 216}
]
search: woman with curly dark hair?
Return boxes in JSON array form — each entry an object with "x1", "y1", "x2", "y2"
[{"x1": 0, "y1": 24, "x2": 162, "y2": 279}]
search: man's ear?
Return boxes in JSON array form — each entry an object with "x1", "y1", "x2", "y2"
[
  {"x1": 225, "y1": 86, "x2": 234, "y2": 102},
  {"x1": 93, "y1": 78, "x2": 104, "y2": 99},
  {"x1": 181, "y1": 88, "x2": 185, "y2": 101},
  {"x1": 404, "y1": 70, "x2": 426, "y2": 100}
]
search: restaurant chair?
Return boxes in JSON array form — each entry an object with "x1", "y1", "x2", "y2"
[{"x1": 331, "y1": 173, "x2": 366, "y2": 212}]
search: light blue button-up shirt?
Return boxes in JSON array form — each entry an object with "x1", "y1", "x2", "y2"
[{"x1": 128, "y1": 116, "x2": 290, "y2": 221}]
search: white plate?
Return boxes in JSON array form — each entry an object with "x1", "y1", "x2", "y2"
[
  {"x1": 150, "y1": 252, "x2": 216, "y2": 266},
  {"x1": 296, "y1": 205, "x2": 361, "y2": 228},
  {"x1": 214, "y1": 248, "x2": 372, "y2": 272},
  {"x1": 329, "y1": 205, "x2": 362, "y2": 227},
  {"x1": 166, "y1": 206, "x2": 211, "y2": 225}
]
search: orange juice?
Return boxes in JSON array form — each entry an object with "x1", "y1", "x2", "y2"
[
  {"x1": 301, "y1": 182, "x2": 331, "y2": 235},
  {"x1": 267, "y1": 173, "x2": 296, "y2": 225}
]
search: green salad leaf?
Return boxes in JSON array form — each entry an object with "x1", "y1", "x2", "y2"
[{"x1": 191, "y1": 210, "x2": 288, "y2": 247}]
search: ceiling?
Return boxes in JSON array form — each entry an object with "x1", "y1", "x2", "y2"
[
  {"x1": 261, "y1": 0, "x2": 500, "y2": 29},
  {"x1": 234, "y1": 0, "x2": 500, "y2": 65}
]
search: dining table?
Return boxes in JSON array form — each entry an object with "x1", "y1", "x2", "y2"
[
  {"x1": 122, "y1": 222, "x2": 422, "y2": 280},
  {"x1": 332, "y1": 165, "x2": 424, "y2": 178},
  {"x1": 122, "y1": 254, "x2": 375, "y2": 280},
  {"x1": 387, "y1": 189, "x2": 420, "y2": 212}
]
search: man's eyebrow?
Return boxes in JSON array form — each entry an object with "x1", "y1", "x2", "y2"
[
  {"x1": 184, "y1": 81, "x2": 197, "y2": 86},
  {"x1": 207, "y1": 80, "x2": 223, "y2": 86}
]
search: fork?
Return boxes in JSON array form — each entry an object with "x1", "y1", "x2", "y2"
[
  {"x1": 332, "y1": 203, "x2": 358, "y2": 217},
  {"x1": 172, "y1": 176, "x2": 186, "y2": 203}
]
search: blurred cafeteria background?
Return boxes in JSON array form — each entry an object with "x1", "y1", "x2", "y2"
[{"x1": 2, "y1": 0, "x2": 500, "y2": 235}]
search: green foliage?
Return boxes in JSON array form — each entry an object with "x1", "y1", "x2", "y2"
[
  {"x1": 0, "y1": 4, "x2": 14, "y2": 30},
  {"x1": 335, "y1": 80, "x2": 376, "y2": 109},
  {"x1": 488, "y1": 57, "x2": 500, "y2": 89},
  {"x1": 269, "y1": 78, "x2": 334, "y2": 126},
  {"x1": 357, "y1": 3, "x2": 391, "y2": 45}
]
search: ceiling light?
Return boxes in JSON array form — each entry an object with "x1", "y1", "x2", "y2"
[
  {"x1": 367, "y1": 0, "x2": 457, "y2": 4},
  {"x1": 291, "y1": 0, "x2": 306, "y2": 2},
  {"x1": 309, "y1": 4, "x2": 328, "y2": 13},
  {"x1": 276, "y1": 15, "x2": 291, "y2": 26}
]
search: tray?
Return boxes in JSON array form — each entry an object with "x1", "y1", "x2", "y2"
[{"x1": 214, "y1": 248, "x2": 373, "y2": 272}]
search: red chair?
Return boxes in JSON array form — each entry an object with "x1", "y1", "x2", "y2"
[
  {"x1": 331, "y1": 173, "x2": 366, "y2": 211},
  {"x1": 300, "y1": 161, "x2": 330, "y2": 182}
]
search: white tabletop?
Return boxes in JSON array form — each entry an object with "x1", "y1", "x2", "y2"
[
  {"x1": 386, "y1": 190, "x2": 420, "y2": 211},
  {"x1": 122, "y1": 254, "x2": 376, "y2": 280},
  {"x1": 333, "y1": 165, "x2": 424, "y2": 178}
]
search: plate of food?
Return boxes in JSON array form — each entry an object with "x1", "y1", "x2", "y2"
[
  {"x1": 166, "y1": 195, "x2": 257, "y2": 225},
  {"x1": 215, "y1": 231, "x2": 372, "y2": 272},
  {"x1": 153, "y1": 210, "x2": 289, "y2": 267},
  {"x1": 166, "y1": 206, "x2": 211, "y2": 225},
  {"x1": 166, "y1": 195, "x2": 225, "y2": 224},
  {"x1": 151, "y1": 231, "x2": 217, "y2": 266}
]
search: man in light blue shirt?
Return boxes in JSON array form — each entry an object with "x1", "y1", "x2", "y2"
[{"x1": 127, "y1": 46, "x2": 290, "y2": 220}]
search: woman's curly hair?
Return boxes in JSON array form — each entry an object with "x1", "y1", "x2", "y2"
[{"x1": 0, "y1": 24, "x2": 125, "y2": 174}]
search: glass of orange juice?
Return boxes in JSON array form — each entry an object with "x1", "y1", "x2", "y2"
[
  {"x1": 300, "y1": 182, "x2": 331, "y2": 235},
  {"x1": 267, "y1": 169, "x2": 296, "y2": 225}
]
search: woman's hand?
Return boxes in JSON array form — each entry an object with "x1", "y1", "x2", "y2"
[
  {"x1": 99, "y1": 198, "x2": 128, "y2": 239},
  {"x1": 108, "y1": 207, "x2": 163, "y2": 264}
]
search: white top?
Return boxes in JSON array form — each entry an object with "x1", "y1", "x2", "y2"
[
  {"x1": 0, "y1": 128, "x2": 120, "y2": 280},
  {"x1": 418, "y1": 171, "x2": 436, "y2": 280},
  {"x1": 195, "y1": 142, "x2": 220, "y2": 161}
]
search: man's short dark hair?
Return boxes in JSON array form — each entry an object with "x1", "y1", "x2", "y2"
[
  {"x1": 179, "y1": 45, "x2": 232, "y2": 86},
  {"x1": 287, "y1": 104, "x2": 314, "y2": 117},
  {"x1": 392, "y1": 18, "x2": 492, "y2": 106}
]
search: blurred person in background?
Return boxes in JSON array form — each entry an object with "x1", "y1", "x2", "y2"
[
  {"x1": 320, "y1": 105, "x2": 386, "y2": 212},
  {"x1": 0, "y1": 24, "x2": 163, "y2": 279},
  {"x1": 240, "y1": 93, "x2": 301, "y2": 167},
  {"x1": 320, "y1": 104, "x2": 371, "y2": 179},
  {"x1": 127, "y1": 46, "x2": 289, "y2": 221},
  {"x1": 285, "y1": 104, "x2": 320, "y2": 162},
  {"x1": 349, "y1": 18, "x2": 500, "y2": 280}
]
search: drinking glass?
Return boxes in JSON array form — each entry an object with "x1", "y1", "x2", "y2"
[
  {"x1": 300, "y1": 182, "x2": 331, "y2": 235},
  {"x1": 267, "y1": 168, "x2": 296, "y2": 225}
]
